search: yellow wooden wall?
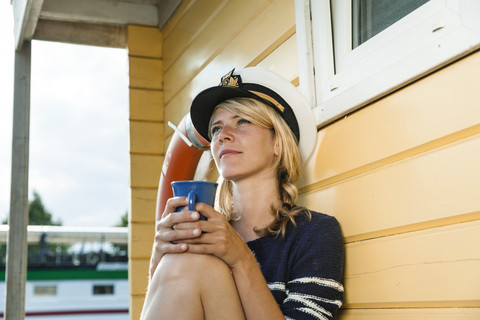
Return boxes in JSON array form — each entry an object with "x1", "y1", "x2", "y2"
[
  {"x1": 127, "y1": 0, "x2": 480, "y2": 318},
  {"x1": 127, "y1": 25, "x2": 164, "y2": 320}
]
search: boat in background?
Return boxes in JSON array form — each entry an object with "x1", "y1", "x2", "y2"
[{"x1": 0, "y1": 225, "x2": 129, "y2": 319}]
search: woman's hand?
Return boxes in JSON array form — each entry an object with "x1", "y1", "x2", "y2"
[
  {"x1": 149, "y1": 197, "x2": 202, "y2": 279},
  {"x1": 183, "y1": 202, "x2": 251, "y2": 269}
]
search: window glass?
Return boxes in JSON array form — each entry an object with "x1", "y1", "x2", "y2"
[
  {"x1": 93, "y1": 284, "x2": 114, "y2": 295},
  {"x1": 352, "y1": 0, "x2": 430, "y2": 48},
  {"x1": 34, "y1": 285, "x2": 57, "y2": 296}
]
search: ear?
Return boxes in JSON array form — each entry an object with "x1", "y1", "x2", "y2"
[{"x1": 273, "y1": 138, "x2": 279, "y2": 156}]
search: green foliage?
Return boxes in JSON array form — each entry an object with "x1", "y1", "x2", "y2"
[
  {"x1": 2, "y1": 191, "x2": 62, "y2": 226},
  {"x1": 1, "y1": 191, "x2": 65, "y2": 265},
  {"x1": 1, "y1": 192, "x2": 129, "y2": 266},
  {"x1": 28, "y1": 191, "x2": 62, "y2": 226},
  {"x1": 115, "y1": 211, "x2": 128, "y2": 227}
]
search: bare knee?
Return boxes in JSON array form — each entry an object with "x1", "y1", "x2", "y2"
[
  {"x1": 152, "y1": 253, "x2": 229, "y2": 287},
  {"x1": 143, "y1": 253, "x2": 243, "y2": 320},
  {"x1": 142, "y1": 254, "x2": 216, "y2": 320}
]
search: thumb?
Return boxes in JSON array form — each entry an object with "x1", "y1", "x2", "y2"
[{"x1": 194, "y1": 202, "x2": 219, "y2": 220}]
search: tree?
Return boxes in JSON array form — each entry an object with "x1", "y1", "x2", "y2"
[
  {"x1": 115, "y1": 211, "x2": 128, "y2": 227},
  {"x1": 2, "y1": 191, "x2": 62, "y2": 225},
  {"x1": 1, "y1": 191, "x2": 65, "y2": 265},
  {"x1": 28, "y1": 191, "x2": 62, "y2": 226}
]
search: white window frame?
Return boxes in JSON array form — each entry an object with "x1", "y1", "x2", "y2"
[{"x1": 295, "y1": 0, "x2": 480, "y2": 128}]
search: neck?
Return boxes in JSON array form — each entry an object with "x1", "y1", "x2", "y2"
[{"x1": 229, "y1": 175, "x2": 282, "y2": 241}]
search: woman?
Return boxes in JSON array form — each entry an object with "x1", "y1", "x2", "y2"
[{"x1": 141, "y1": 67, "x2": 344, "y2": 320}]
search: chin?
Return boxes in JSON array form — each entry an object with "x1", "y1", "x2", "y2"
[
  {"x1": 218, "y1": 169, "x2": 244, "y2": 182},
  {"x1": 219, "y1": 172, "x2": 238, "y2": 181}
]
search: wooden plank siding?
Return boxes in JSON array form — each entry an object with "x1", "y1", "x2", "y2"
[
  {"x1": 126, "y1": 0, "x2": 480, "y2": 318},
  {"x1": 299, "y1": 132, "x2": 480, "y2": 242},
  {"x1": 163, "y1": 0, "x2": 296, "y2": 139},
  {"x1": 127, "y1": 25, "x2": 164, "y2": 320},
  {"x1": 342, "y1": 219, "x2": 480, "y2": 308},
  {"x1": 299, "y1": 49, "x2": 480, "y2": 316}
]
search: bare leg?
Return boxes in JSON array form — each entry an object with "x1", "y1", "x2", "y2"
[{"x1": 141, "y1": 253, "x2": 245, "y2": 320}]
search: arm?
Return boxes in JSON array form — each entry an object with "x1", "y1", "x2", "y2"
[
  {"x1": 230, "y1": 251, "x2": 286, "y2": 319},
  {"x1": 184, "y1": 202, "x2": 285, "y2": 320},
  {"x1": 281, "y1": 214, "x2": 345, "y2": 320},
  {"x1": 148, "y1": 196, "x2": 203, "y2": 279}
]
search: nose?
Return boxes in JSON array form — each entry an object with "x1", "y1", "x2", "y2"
[{"x1": 218, "y1": 125, "x2": 233, "y2": 142}]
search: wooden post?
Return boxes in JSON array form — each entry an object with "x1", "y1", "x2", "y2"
[{"x1": 5, "y1": 40, "x2": 31, "y2": 320}]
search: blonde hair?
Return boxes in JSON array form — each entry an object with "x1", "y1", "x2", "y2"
[{"x1": 209, "y1": 97, "x2": 310, "y2": 238}]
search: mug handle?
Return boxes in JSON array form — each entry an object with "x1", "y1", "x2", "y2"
[{"x1": 187, "y1": 191, "x2": 196, "y2": 211}]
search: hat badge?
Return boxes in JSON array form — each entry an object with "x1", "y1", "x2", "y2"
[{"x1": 219, "y1": 69, "x2": 241, "y2": 87}]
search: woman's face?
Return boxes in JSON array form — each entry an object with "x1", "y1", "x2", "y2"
[{"x1": 210, "y1": 107, "x2": 277, "y2": 182}]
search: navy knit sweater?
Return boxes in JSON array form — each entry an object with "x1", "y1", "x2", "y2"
[{"x1": 246, "y1": 210, "x2": 344, "y2": 320}]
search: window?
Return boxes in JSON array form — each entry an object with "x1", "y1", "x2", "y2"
[
  {"x1": 93, "y1": 284, "x2": 114, "y2": 295},
  {"x1": 295, "y1": 0, "x2": 480, "y2": 127},
  {"x1": 34, "y1": 285, "x2": 57, "y2": 297},
  {"x1": 352, "y1": 0, "x2": 430, "y2": 48}
]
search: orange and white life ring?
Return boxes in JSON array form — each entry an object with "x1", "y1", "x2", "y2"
[{"x1": 155, "y1": 114, "x2": 210, "y2": 220}]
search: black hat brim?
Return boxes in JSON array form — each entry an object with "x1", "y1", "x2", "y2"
[{"x1": 190, "y1": 86, "x2": 273, "y2": 142}]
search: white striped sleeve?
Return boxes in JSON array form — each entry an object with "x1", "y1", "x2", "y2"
[
  {"x1": 289, "y1": 277, "x2": 344, "y2": 292},
  {"x1": 268, "y1": 281, "x2": 287, "y2": 292},
  {"x1": 279, "y1": 276, "x2": 344, "y2": 319}
]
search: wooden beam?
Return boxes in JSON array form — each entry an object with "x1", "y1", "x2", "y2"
[
  {"x1": 5, "y1": 40, "x2": 31, "y2": 320},
  {"x1": 34, "y1": 19, "x2": 127, "y2": 48},
  {"x1": 11, "y1": 0, "x2": 44, "y2": 49},
  {"x1": 23, "y1": 0, "x2": 44, "y2": 40},
  {"x1": 158, "y1": 0, "x2": 181, "y2": 30},
  {"x1": 12, "y1": 0, "x2": 33, "y2": 50},
  {"x1": 40, "y1": 0, "x2": 158, "y2": 26}
]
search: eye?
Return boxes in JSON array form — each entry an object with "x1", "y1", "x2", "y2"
[
  {"x1": 210, "y1": 125, "x2": 222, "y2": 136},
  {"x1": 237, "y1": 118, "x2": 250, "y2": 126}
]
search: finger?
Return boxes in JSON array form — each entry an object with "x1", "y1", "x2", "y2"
[
  {"x1": 185, "y1": 243, "x2": 213, "y2": 254},
  {"x1": 173, "y1": 220, "x2": 205, "y2": 230},
  {"x1": 159, "y1": 242, "x2": 189, "y2": 254},
  {"x1": 193, "y1": 218, "x2": 229, "y2": 234},
  {"x1": 162, "y1": 197, "x2": 189, "y2": 218},
  {"x1": 179, "y1": 229, "x2": 225, "y2": 245},
  {"x1": 185, "y1": 243, "x2": 224, "y2": 256},
  {"x1": 158, "y1": 211, "x2": 200, "y2": 231},
  {"x1": 194, "y1": 202, "x2": 220, "y2": 219},
  {"x1": 169, "y1": 211, "x2": 200, "y2": 226},
  {"x1": 157, "y1": 227, "x2": 202, "y2": 243},
  {"x1": 149, "y1": 241, "x2": 189, "y2": 278}
]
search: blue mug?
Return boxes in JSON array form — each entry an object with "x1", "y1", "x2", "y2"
[{"x1": 171, "y1": 180, "x2": 218, "y2": 220}]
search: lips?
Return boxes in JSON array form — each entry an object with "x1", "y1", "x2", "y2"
[{"x1": 220, "y1": 149, "x2": 241, "y2": 158}]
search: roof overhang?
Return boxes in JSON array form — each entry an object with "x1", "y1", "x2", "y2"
[{"x1": 11, "y1": 0, "x2": 180, "y2": 50}]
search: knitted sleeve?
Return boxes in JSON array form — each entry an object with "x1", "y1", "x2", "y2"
[{"x1": 281, "y1": 213, "x2": 345, "y2": 320}]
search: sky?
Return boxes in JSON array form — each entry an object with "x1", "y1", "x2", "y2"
[{"x1": 0, "y1": 3, "x2": 130, "y2": 227}]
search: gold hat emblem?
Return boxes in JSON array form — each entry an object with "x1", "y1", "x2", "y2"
[{"x1": 219, "y1": 69, "x2": 241, "y2": 87}]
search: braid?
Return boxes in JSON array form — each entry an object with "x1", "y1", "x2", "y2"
[{"x1": 254, "y1": 163, "x2": 310, "y2": 238}]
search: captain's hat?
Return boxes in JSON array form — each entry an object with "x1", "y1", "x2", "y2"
[{"x1": 190, "y1": 67, "x2": 317, "y2": 162}]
